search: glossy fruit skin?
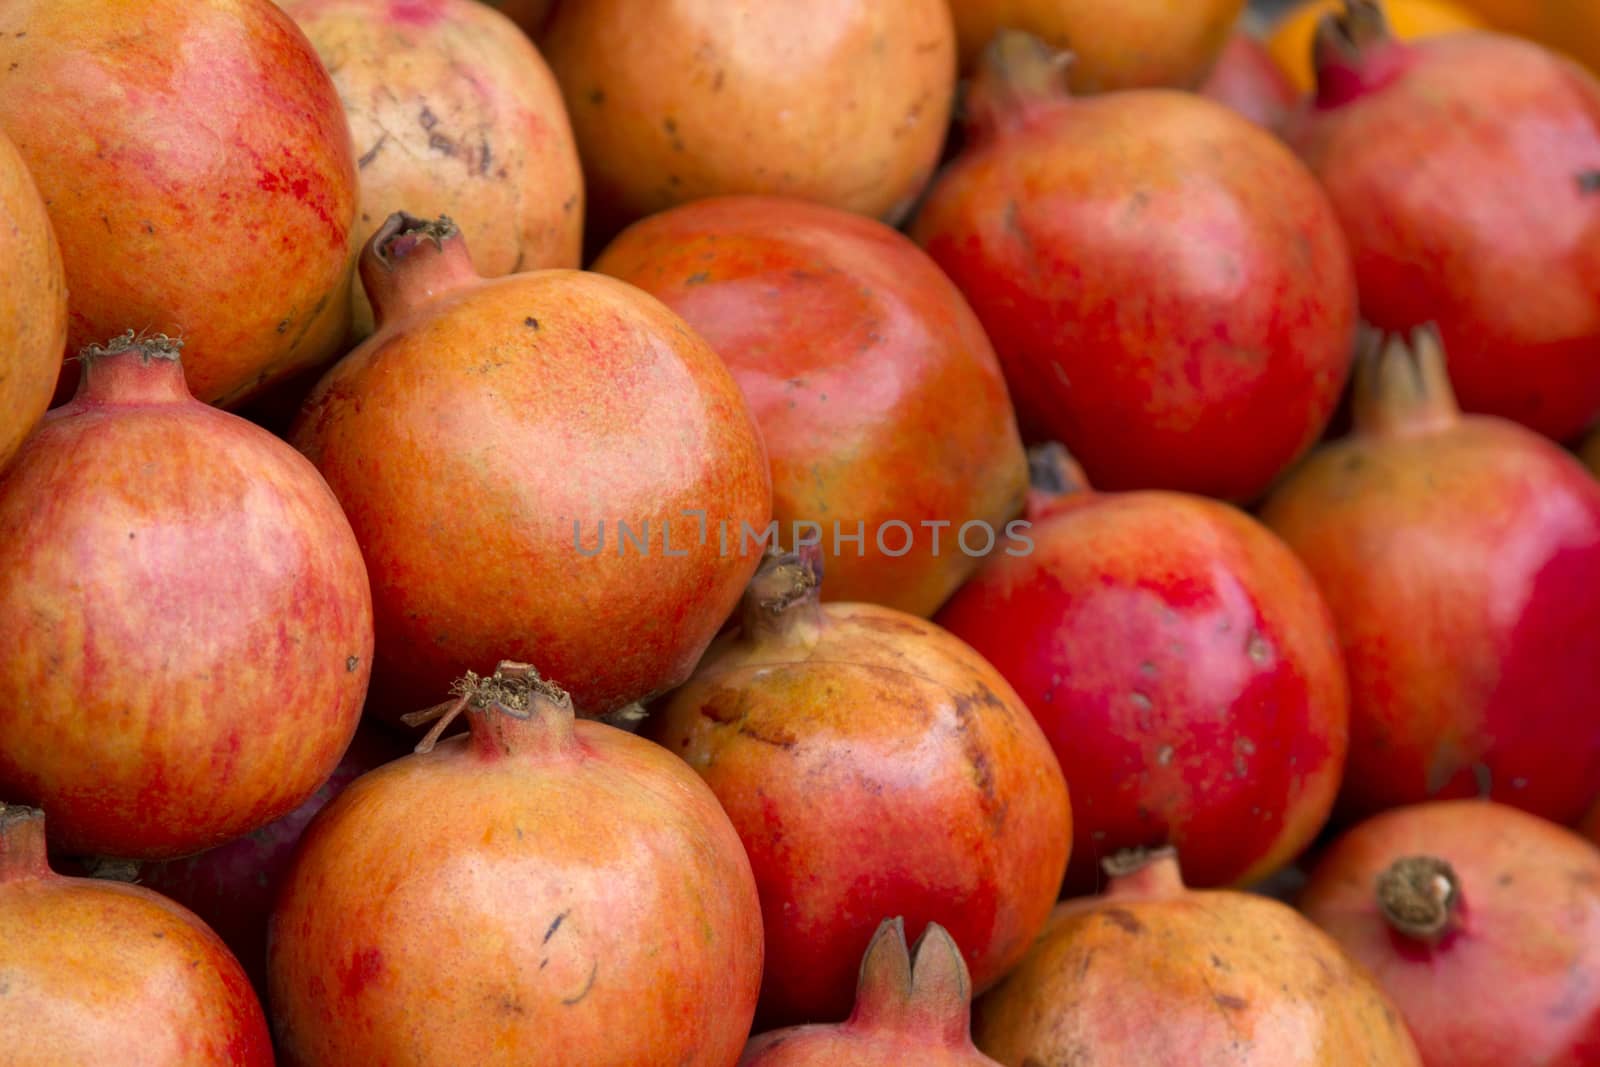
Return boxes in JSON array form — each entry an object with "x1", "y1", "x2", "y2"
[
  {"x1": 1268, "y1": 0, "x2": 1485, "y2": 91},
  {"x1": 0, "y1": 0, "x2": 357, "y2": 409},
  {"x1": 740, "y1": 919, "x2": 1003, "y2": 1066},
  {"x1": 1200, "y1": 31, "x2": 1301, "y2": 129},
  {"x1": 1260, "y1": 337, "x2": 1600, "y2": 825},
  {"x1": 1285, "y1": 31, "x2": 1600, "y2": 442},
  {"x1": 912, "y1": 39, "x2": 1357, "y2": 501},
  {"x1": 1300, "y1": 800, "x2": 1600, "y2": 1067},
  {"x1": 593, "y1": 195, "x2": 1028, "y2": 617},
  {"x1": 0, "y1": 806, "x2": 274, "y2": 1067},
  {"x1": 936, "y1": 466, "x2": 1348, "y2": 892},
  {"x1": 137, "y1": 725, "x2": 407, "y2": 994},
  {"x1": 948, "y1": 0, "x2": 1245, "y2": 91},
  {"x1": 282, "y1": 0, "x2": 584, "y2": 339},
  {"x1": 973, "y1": 853, "x2": 1423, "y2": 1066},
  {"x1": 0, "y1": 340, "x2": 373, "y2": 860},
  {"x1": 542, "y1": 0, "x2": 956, "y2": 241},
  {"x1": 647, "y1": 553, "x2": 1072, "y2": 1027},
  {"x1": 291, "y1": 218, "x2": 771, "y2": 718},
  {"x1": 0, "y1": 128, "x2": 65, "y2": 470},
  {"x1": 268, "y1": 673, "x2": 764, "y2": 1066}
]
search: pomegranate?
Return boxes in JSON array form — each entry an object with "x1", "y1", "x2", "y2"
[
  {"x1": 268, "y1": 662, "x2": 764, "y2": 1066},
  {"x1": 1200, "y1": 31, "x2": 1302, "y2": 129},
  {"x1": 0, "y1": 0, "x2": 357, "y2": 409},
  {"x1": 592, "y1": 194, "x2": 1028, "y2": 617},
  {"x1": 1300, "y1": 799, "x2": 1600, "y2": 1066},
  {"x1": 1260, "y1": 329, "x2": 1600, "y2": 824},
  {"x1": 0, "y1": 804, "x2": 273, "y2": 1065},
  {"x1": 541, "y1": 0, "x2": 956, "y2": 241},
  {"x1": 973, "y1": 849, "x2": 1423, "y2": 1065},
  {"x1": 281, "y1": 0, "x2": 584, "y2": 339},
  {"x1": 481, "y1": 0, "x2": 552, "y2": 34},
  {"x1": 1284, "y1": 1, "x2": 1600, "y2": 442},
  {"x1": 1268, "y1": 0, "x2": 1486, "y2": 91},
  {"x1": 936, "y1": 444, "x2": 1347, "y2": 892},
  {"x1": 947, "y1": 0, "x2": 1245, "y2": 91},
  {"x1": 290, "y1": 214, "x2": 770, "y2": 718},
  {"x1": 0, "y1": 127, "x2": 65, "y2": 470},
  {"x1": 646, "y1": 548, "x2": 1071, "y2": 1027},
  {"x1": 911, "y1": 31, "x2": 1357, "y2": 502},
  {"x1": 0, "y1": 333, "x2": 373, "y2": 860},
  {"x1": 740, "y1": 918, "x2": 1002, "y2": 1066},
  {"x1": 137, "y1": 725, "x2": 408, "y2": 993}
]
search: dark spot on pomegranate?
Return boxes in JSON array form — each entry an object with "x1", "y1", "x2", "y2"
[
  {"x1": 588, "y1": 88, "x2": 605, "y2": 106},
  {"x1": 357, "y1": 135, "x2": 388, "y2": 170},
  {"x1": 685, "y1": 271, "x2": 709, "y2": 285},
  {"x1": 562, "y1": 961, "x2": 598, "y2": 1006},
  {"x1": 276, "y1": 319, "x2": 291, "y2": 334},
  {"x1": 1214, "y1": 992, "x2": 1249, "y2": 1011},
  {"x1": 346, "y1": 655, "x2": 360, "y2": 672},
  {"x1": 1101, "y1": 907, "x2": 1144, "y2": 935},
  {"x1": 542, "y1": 910, "x2": 568, "y2": 944},
  {"x1": 524, "y1": 317, "x2": 540, "y2": 330},
  {"x1": 1578, "y1": 170, "x2": 1600, "y2": 194},
  {"x1": 418, "y1": 105, "x2": 438, "y2": 131}
]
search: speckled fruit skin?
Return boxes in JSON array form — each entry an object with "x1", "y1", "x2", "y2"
[
  {"x1": 290, "y1": 216, "x2": 772, "y2": 718},
  {"x1": 1301, "y1": 800, "x2": 1600, "y2": 1067},
  {"x1": 936, "y1": 447, "x2": 1348, "y2": 893},
  {"x1": 281, "y1": 0, "x2": 584, "y2": 340},
  {"x1": 1260, "y1": 332, "x2": 1600, "y2": 825},
  {"x1": 740, "y1": 919, "x2": 1003, "y2": 1066},
  {"x1": 0, "y1": 128, "x2": 65, "y2": 470},
  {"x1": 0, "y1": 806, "x2": 274, "y2": 1067},
  {"x1": 973, "y1": 852, "x2": 1423, "y2": 1066},
  {"x1": 593, "y1": 195, "x2": 1028, "y2": 617},
  {"x1": 267, "y1": 670, "x2": 764, "y2": 1067},
  {"x1": 1284, "y1": 18, "x2": 1600, "y2": 442},
  {"x1": 948, "y1": 0, "x2": 1244, "y2": 91},
  {"x1": 647, "y1": 551, "x2": 1072, "y2": 1028},
  {"x1": 138, "y1": 725, "x2": 408, "y2": 995},
  {"x1": 1201, "y1": 31, "x2": 1301, "y2": 129},
  {"x1": 0, "y1": 339, "x2": 373, "y2": 860},
  {"x1": 0, "y1": 0, "x2": 358, "y2": 409},
  {"x1": 911, "y1": 33, "x2": 1357, "y2": 502},
  {"x1": 541, "y1": 0, "x2": 956, "y2": 242}
]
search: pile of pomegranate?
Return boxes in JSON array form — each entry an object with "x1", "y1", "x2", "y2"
[{"x1": 3, "y1": 1, "x2": 1600, "y2": 1064}]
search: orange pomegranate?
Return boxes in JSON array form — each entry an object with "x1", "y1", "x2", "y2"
[
  {"x1": 268, "y1": 663, "x2": 765, "y2": 1066},
  {"x1": 541, "y1": 0, "x2": 956, "y2": 242},
  {"x1": 974, "y1": 850, "x2": 1424, "y2": 1065},
  {"x1": 947, "y1": 0, "x2": 1245, "y2": 90},
  {"x1": 281, "y1": 0, "x2": 583, "y2": 340},
  {"x1": 1268, "y1": 0, "x2": 1487, "y2": 91},
  {"x1": 592, "y1": 194, "x2": 1028, "y2": 617},
  {"x1": 0, "y1": 0, "x2": 358, "y2": 409},
  {"x1": 0, "y1": 804, "x2": 273, "y2": 1066},
  {"x1": 0, "y1": 127, "x2": 64, "y2": 470}
]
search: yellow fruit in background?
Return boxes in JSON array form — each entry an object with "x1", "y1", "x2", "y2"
[
  {"x1": 1268, "y1": 0, "x2": 1487, "y2": 91},
  {"x1": 1448, "y1": 0, "x2": 1539, "y2": 35}
]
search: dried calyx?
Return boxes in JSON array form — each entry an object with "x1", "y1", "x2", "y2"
[
  {"x1": 402, "y1": 660, "x2": 572, "y2": 753},
  {"x1": 373, "y1": 212, "x2": 461, "y2": 267},
  {"x1": 1377, "y1": 855, "x2": 1462, "y2": 942},
  {"x1": 76, "y1": 330, "x2": 184, "y2": 365}
]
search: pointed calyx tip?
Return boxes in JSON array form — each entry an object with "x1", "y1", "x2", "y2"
[
  {"x1": 76, "y1": 330, "x2": 184, "y2": 365},
  {"x1": 374, "y1": 212, "x2": 461, "y2": 266},
  {"x1": 403, "y1": 660, "x2": 571, "y2": 752}
]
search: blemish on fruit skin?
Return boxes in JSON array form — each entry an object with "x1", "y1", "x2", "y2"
[
  {"x1": 388, "y1": 0, "x2": 442, "y2": 29},
  {"x1": 337, "y1": 947, "x2": 384, "y2": 999},
  {"x1": 1102, "y1": 908, "x2": 1144, "y2": 935}
]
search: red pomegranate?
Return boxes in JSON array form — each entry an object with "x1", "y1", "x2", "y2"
[
  {"x1": 0, "y1": 127, "x2": 65, "y2": 470},
  {"x1": 542, "y1": 0, "x2": 957, "y2": 241},
  {"x1": 1300, "y1": 799, "x2": 1600, "y2": 1066},
  {"x1": 911, "y1": 31, "x2": 1357, "y2": 501},
  {"x1": 1284, "y1": 0, "x2": 1600, "y2": 442},
  {"x1": 0, "y1": 804, "x2": 273, "y2": 1066},
  {"x1": 1260, "y1": 329, "x2": 1600, "y2": 825},
  {"x1": 937, "y1": 444, "x2": 1347, "y2": 892},
  {"x1": 290, "y1": 214, "x2": 771, "y2": 718},
  {"x1": 0, "y1": 333, "x2": 373, "y2": 860},
  {"x1": 268, "y1": 662, "x2": 764, "y2": 1066},
  {"x1": 0, "y1": 0, "x2": 357, "y2": 409},
  {"x1": 646, "y1": 548, "x2": 1072, "y2": 1027},
  {"x1": 592, "y1": 194, "x2": 1028, "y2": 617},
  {"x1": 137, "y1": 725, "x2": 408, "y2": 993},
  {"x1": 973, "y1": 849, "x2": 1423, "y2": 1065},
  {"x1": 740, "y1": 918, "x2": 1002, "y2": 1066},
  {"x1": 1200, "y1": 31, "x2": 1302, "y2": 128},
  {"x1": 281, "y1": 0, "x2": 584, "y2": 339}
]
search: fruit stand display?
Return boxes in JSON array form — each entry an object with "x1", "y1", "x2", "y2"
[{"x1": 2, "y1": 0, "x2": 1599, "y2": 1064}]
